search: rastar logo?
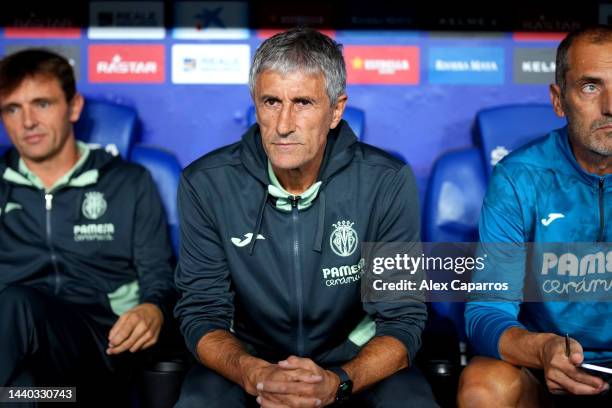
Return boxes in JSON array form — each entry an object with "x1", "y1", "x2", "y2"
[
  {"x1": 97, "y1": 55, "x2": 157, "y2": 74},
  {"x1": 344, "y1": 46, "x2": 420, "y2": 84},
  {"x1": 89, "y1": 45, "x2": 165, "y2": 83}
]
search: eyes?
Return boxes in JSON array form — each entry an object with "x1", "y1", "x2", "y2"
[
  {"x1": 36, "y1": 100, "x2": 51, "y2": 109},
  {"x1": 262, "y1": 97, "x2": 280, "y2": 107},
  {"x1": 262, "y1": 97, "x2": 313, "y2": 108},
  {"x1": 1, "y1": 105, "x2": 19, "y2": 116},
  {"x1": 581, "y1": 83, "x2": 599, "y2": 94},
  {"x1": 1, "y1": 99, "x2": 53, "y2": 116}
]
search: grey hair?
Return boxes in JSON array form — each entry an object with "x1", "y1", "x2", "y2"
[{"x1": 249, "y1": 28, "x2": 346, "y2": 105}]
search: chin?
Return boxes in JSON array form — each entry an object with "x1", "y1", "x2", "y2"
[
  {"x1": 269, "y1": 155, "x2": 304, "y2": 171},
  {"x1": 271, "y1": 162, "x2": 302, "y2": 171}
]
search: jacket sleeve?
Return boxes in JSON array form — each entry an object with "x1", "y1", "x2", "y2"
[
  {"x1": 173, "y1": 172, "x2": 234, "y2": 357},
  {"x1": 133, "y1": 169, "x2": 176, "y2": 321},
  {"x1": 363, "y1": 165, "x2": 427, "y2": 364},
  {"x1": 465, "y1": 163, "x2": 526, "y2": 359}
]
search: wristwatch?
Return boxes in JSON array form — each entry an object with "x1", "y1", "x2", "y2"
[{"x1": 328, "y1": 366, "x2": 353, "y2": 404}]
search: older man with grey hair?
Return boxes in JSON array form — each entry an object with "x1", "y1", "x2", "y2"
[{"x1": 174, "y1": 28, "x2": 436, "y2": 407}]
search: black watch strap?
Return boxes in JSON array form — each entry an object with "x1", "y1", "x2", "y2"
[
  {"x1": 328, "y1": 366, "x2": 353, "y2": 403},
  {"x1": 328, "y1": 366, "x2": 350, "y2": 383}
]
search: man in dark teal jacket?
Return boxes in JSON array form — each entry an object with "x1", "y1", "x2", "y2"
[
  {"x1": 174, "y1": 28, "x2": 436, "y2": 407},
  {"x1": 0, "y1": 49, "x2": 175, "y2": 404}
]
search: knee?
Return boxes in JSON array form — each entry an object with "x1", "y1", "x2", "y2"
[{"x1": 457, "y1": 358, "x2": 522, "y2": 408}]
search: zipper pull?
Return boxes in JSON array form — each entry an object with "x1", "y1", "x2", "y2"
[
  {"x1": 45, "y1": 193, "x2": 53, "y2": 211},
  {"x1": 290, "y1": 195, "x2": 301, "y2": 208}
]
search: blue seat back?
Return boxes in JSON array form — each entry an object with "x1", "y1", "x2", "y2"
[
  {"x1": 424, "y1": 103, "x2": 565, "y2": 341},
  {"x1": 74, "y1": 98, "x2": 138, "y2": 158},
  {"x1": 474, "y1": 104, "x2": 565, "y2": 177},
  {"x1": 130, "y1": 145, "x2": 182, "y2": 253},
  {"x1": 424, "y1": 148, "x2": 486, "y2": 243}
]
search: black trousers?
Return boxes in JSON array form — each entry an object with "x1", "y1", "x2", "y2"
[
  {"x1": 0, "y1": 284, "x2": 132, "y2": 407},
  {"x1": 174, "y1": 363, "x2": 439, "y2": 408}
]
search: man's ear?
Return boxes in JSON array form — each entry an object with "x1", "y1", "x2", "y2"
[
  {"x1": 69, "y1": 92, "x2": 84, "y2": 123},
  {"x1": 330, "y1": 94, "x2": 348, "y2": 129},
  {"x1": 549, "y1": 84, "x2": 565, "y2": 118}
]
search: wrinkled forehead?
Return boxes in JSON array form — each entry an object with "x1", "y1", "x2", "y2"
[
  {"x1": 255, "y1": 68, "x2": 327, "y2": 94},
  {"x1": 259, "y1": 58, "x2": 324, "y2": 77}
]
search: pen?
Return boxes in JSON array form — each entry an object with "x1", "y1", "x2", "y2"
[{"x1": 565, "y1": 333, "x2": 570, "y2": 358}]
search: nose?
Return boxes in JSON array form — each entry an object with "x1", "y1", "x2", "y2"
[
  {"x1": 22, "y1": 106, "x2": 37, "y2": 129},
  {"x1": 276, "y1": 103, "x2": 295, "y2": 137}
]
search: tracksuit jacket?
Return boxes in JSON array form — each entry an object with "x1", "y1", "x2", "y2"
[
  {"x1": 174, "y1": 120, "x2": 427, "y2": 365},
  {"x1": 0, "y1": 144, "x2": 175, "y2": 319},
  {"x1": 466, "y1": 127, "x2": 612, "y2": 363}
]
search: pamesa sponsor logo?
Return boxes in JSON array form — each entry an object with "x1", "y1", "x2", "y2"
[{"x1": 74, "y1": 192, "x2": 115, "y2": 241}]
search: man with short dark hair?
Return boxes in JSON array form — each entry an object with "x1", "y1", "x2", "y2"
[
  {"x1": 458, "y1": 26, "x2": 612, "y2": 407},
  {"x1": 174, "y1": 28, "x2": 436, "y2": 407},
  {"x1": 0, "y1": 49, "x2": 175, "y2": 404}
]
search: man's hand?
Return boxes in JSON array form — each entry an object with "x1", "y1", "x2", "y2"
[
  {"x1": 540, "y1": 335, "x2": 609, "y2": 395},
  {"x1": 256, "y1": 356, "x2": 339, "y2": 407},
  {"x1": 107, "y1": 303, "x2": 163, "y2": 355}
]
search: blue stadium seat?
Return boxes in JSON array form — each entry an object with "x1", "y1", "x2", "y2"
[
  {"x1": 246, "y1": 105, "x2": 366, "y2": 139},
  {"x1": 418, "y1": 104, "x2": 565, "y2": 403},
  {"x1": 423, "y1": 103, "x2": 565, "y2": 344},
  {"x1": 74, "y1": 98, "x2": 139, "y2": 158},
  {"x1": 130, "y1": 145, "x2": 182, "y2": 252},
  {"x1": 424, "y1": 148, "x2": 486, "y2": 244},
  {"x1": 475, "y1": 104, "x2": 566, "y2": 177}
]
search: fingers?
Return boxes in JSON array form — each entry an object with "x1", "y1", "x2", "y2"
[
  {"x1": 128, "y1": 329, "x2": 158, "y2": 353},
  {"x1": 567, "y1": 367, "x2": 606, "y2": 389},
  {"x1": 278, "y1": 356, "x2": 320, "y2": 374},
  {"x1": 545, "y1": 378, "x2": 566, "y2": 394},
  {"x1": 546, "y1": 367, "x2": 608, "y2": 395},
  {"x1": 274, "y1": 367, "x2": 322, "y2": 383},
  {"x1": 108, "y1": 313, "x2": 138, "y2": 350},
  {"x1": 568, "y1": 338, "x2": 584, "y2": 365},
  {"x1": 107, "y1": 305, "x2": 162, "y2": 355},
  {"x1": 256, "y1": 395, "x2": 286, "y2": 408},
  {"x1": 108, "y1": 319, "x2": 147, "y2": 354},
  {"x1": 108, "y1": 313, "x2": 130, "y2": 344},
  {"x1": 258, "y1": 380, "x2": 317, "y2": 396},
  {"x1": 257, "y1": 394, "x2": 321, "y2": 408}
]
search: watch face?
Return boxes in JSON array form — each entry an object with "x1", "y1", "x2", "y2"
[{"x1": 336, "y1": 380, "x2": 353, "y2": 402}]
